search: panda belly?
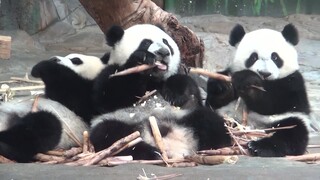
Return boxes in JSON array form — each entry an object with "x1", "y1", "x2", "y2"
[
  {"x1": 90, "y1": 96, "x2": 231, "y2": 160},
  {"x1": 140, "y1": 117, "x2": 198, "y2": 159},
  {"x1": 0, "y1": 97, "x2": 88, "y2": 162},
  {"x1": 90, "y1": 111, "x2": 198, "y2": 160},
  {"x1": 90, "y1": 95, "x2": 199, "y2": 160}
]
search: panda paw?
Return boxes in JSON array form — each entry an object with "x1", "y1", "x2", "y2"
[
  {"x1": 231, "y1": 70, "x2": 264, "y2": 98},
  {"x1": 247, "y1": 139, "x2": 285, "y2": 157},
  {"x1": 129, "y1": 51, "x2": 156, "y2": 67},
  {"x1": 205, "y1": 77, "x2": 235, "y2": 109}
]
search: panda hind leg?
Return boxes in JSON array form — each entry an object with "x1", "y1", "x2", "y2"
[
  {"x1": 90, "y1": 120, "x2": 159, "y2": 160},
  {"x1": 0, "y1": 111, "x2": 62, "y2": 162},
  {"x1": 182, "y1": 107, "x2": 232, "y2": 150},
  {"x1": 248, "y1": 117, "x2": 308, "y2": 157}
]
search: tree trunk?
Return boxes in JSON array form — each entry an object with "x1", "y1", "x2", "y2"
[{"x1": 78, "y1": 0, "x2": 204, "y2": 67}]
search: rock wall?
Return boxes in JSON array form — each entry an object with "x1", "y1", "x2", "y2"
[{"x1": 0, "y1": 0, "x2": 94, "y2": 35}]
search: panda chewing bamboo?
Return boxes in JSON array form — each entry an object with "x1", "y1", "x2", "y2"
[{"x1": 206, "y1": 23, "x2": 311, "y2": 157}]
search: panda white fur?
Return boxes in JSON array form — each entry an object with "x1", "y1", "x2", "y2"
[
  {"x1": 0, "y1": 54, "x2": 106, "y2": 162},
  {"x1": 90, "y1": 24, "x2": 231, "y2": 160},
  {"x1": 31, "y1": 53, "x2": 107, "y2": 122},
  {"x1": 206, "y1": 24, "x2": 311, "y2": 157},
  {"x1": 92, "y1": 24, "x2": 202, "y2": 113},
  {"x1": 90, "y1": 96, "x2": 231, "y2": 160}
]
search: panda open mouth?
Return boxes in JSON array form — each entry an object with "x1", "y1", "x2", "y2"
[{"x1": 155, "y1": 61, "x2": 168, "y2": 71}]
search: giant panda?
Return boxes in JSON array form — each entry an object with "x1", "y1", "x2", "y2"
[
  {"x1": 0, "y1": 54, "x2": 107, "y2": 162},
  {"x1": 31, "y1": 53, "x2": 107, "y2": 122},
  {"x1": 89, "y1": 24, "x2": 231, "y2": 160},
  {"x1": 206, "y1": 24, "x2": 311, "y2": 157},
  {"x1": 92, "y1": 24, "x2": 202, "y2": 113}
]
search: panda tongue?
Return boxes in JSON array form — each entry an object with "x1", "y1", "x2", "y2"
[{"x1": 155, "y1": 61, "x2": 167, "y2": 70}]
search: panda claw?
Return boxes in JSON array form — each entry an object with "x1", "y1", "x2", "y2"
[{"x1": 247, "y1": 141, "x2": 259, "y2": 156}]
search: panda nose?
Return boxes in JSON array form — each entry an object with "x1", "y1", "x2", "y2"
[
  {"x1": 156, "y1": 48, "x2": 170, "y2": 57},
  {"x1": 258, "y1": 71, "x2": 271, "y2": 79}
]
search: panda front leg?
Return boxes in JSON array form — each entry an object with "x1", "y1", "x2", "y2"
[
  {"x1": 161, "y1": 74, "x2": 203, "y2": 108},
  {"x1": 231, "y1": 70, "x2": 276, "y2": 115},
  {"x1": 205, "y1": 69, "x2": 237, "y2": 109},
  {"x1": 90, "y1": 119, "x2": 159, "y2": 160},
  {"x1": 248, "y1": 117, "x2": 309, "y2": 157}
]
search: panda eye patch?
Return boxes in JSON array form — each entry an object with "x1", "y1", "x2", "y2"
[
  {"x1": 271, "y1": 52, "x2": 283, "y2": 68},
  {"x1": 163, "y1": 38, "x2": 174, "y2": 55},
  {"x1": 245, "y1": 52, "x2": 258, "y2": 68},
  {"x1": 139, "y1": 39, "x2": 153, "y2": 50},
  {"x1": 271, "y1": 52, "x2": 278, "y2": 61},
  {"x1": 70, "y1": 58, "x2": 83, "y2": 65}
]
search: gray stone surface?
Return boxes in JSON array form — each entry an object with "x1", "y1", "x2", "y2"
[{"x1": 0, "y1": 155, "x2": 320, "y2": 180}]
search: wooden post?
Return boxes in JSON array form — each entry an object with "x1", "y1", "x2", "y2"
[{"x1": 0, "y1": 35, "x2": 12, "y2": 60}]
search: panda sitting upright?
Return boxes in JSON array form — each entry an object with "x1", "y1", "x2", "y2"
[
  {"x1": 93, "y1": 24, "x2": 202, "y2": 113},
  {"x1": 206, "y1": 24, "x2": 311, "y2": 157}
]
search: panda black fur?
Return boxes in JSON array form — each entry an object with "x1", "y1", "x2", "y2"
[
  {"x1": 92, "y1": 24, "x2": 202, "y2": 113},
  {"x1": 90, "y1": 24, "x2": 231, "y2": 159},
  {"x1": 90, "y1": 96, "x2": 231, "y2": 160},
  {"x1": 31, "y1": 53, "x2": 107, "y2": 122},
  {"x1": 206, "y1": 24, "x2": 311, "y2": 157},
  {"x1": 0, "y1": 98, "x2": 87, "y2": 162},
  {"x1": 0, "y1": 54, "x2": 107, "y2": 162}
]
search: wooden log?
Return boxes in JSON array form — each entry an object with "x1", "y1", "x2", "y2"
[{"x1": 0, "y1": 35, "x2": 11, "y2": 60}]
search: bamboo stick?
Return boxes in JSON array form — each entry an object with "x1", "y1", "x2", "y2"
[
  {"x1": 109, "y1": 64, "x2": 155, "y2": 78},
  {"x1": 0, "y1": 85, "x2": 45, "y2": 93},
  {"x1": 149, "y1": 116, "x2": 169, "y2": 162},
  {"x1": 197, "y1": 147, "x2": 244, "y2": 156},
  {"x1": 189, "y1": 67, "x2": 231, "y2": 82},
  {"x1": 84, "y1": 131, "x2": 141, "y2": 166},
  {"x1": 286, "y1": 153, "x2": 320, "y2": 162},
  {"x1": 185, "y1": 154, "x2": 238, "y2": 165},
  {"x1": 10, "y1": 77, "x2": 44, "y2": 84}
]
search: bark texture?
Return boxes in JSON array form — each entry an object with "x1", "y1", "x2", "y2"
[{"x1": 78, "y1": 0, "x2": 204, "y2": 67}]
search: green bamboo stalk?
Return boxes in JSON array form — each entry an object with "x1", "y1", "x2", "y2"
[
  {"x1": 296, "y1": 0, "x2": 301, "y2": 14},
  {"x1": 280, "y1": 0, "x2": 288, "y2": 16}
]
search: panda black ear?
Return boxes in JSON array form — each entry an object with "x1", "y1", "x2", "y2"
[
  {"x1": 106, "y1": 25, "x2": 124, "y2": 47},
  {"x1": 229, "y1": 24, "x2": 246, "y2": 47},
  {"x1": 282, "y1": 23, "x2": 299, "y2": 46}
]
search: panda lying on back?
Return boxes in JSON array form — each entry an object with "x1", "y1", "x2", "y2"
[
  {"x1": 206, "y1": 24, "x2": 311, "y2": 157},
  {"x1": 90, "y1": 24, "x2": 231, "y2": 159},
  {"x1": 93, "y1": 24, "x2": 202, "y2": 113}
]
